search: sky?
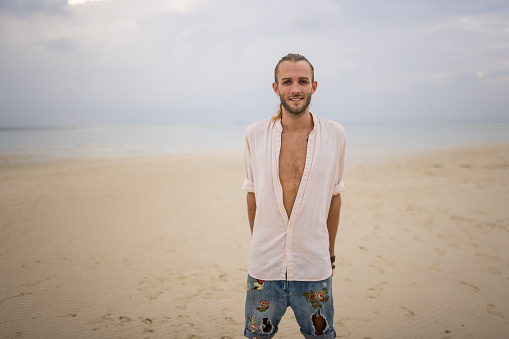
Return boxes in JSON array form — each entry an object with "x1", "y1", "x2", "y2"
[{"x1": 0, "y1": 0, "x2": 508, "y2": 127}]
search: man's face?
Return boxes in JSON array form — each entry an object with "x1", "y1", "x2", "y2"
[{"x1": 273, "y1": 60, "x2": 317, "y2": 117}]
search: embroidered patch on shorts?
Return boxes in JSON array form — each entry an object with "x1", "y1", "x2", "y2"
[
  {"x1": 303, "y1": 288, "x2": 329, "y2": 309},
  {"x1": 248, "y1": 316, "x2": 258, "y2": 333},
  {"x1": 251, "y1": 279, "x2": 265, "y2": 291},
  {"x1": 256, "y1": 300, "x2": 270, "y2": 312}
]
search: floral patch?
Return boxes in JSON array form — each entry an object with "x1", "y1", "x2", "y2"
[
  {"x1": 251, "y1": 279, "x2": 265, "y2": 291},
  {"x1": 303, "y1": 288, "x2": 329, "y2": 309},
  {"x1": 248, "y1": 316, "x2": 258, "y2": 333},
  {"x1": 256, "y1": 300, "x2": 270, "y2": 312}
]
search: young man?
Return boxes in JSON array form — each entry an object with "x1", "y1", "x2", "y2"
[{"x1": 242, "y1": 53, "x2": 346, "y2": 338}]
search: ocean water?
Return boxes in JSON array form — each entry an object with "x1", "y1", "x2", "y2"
[
  {"x1": 343, "y1": 123, "x2": 509, "y2": 165},
  {"x1": 1, "y1": 123, "x2": 508, "y2": 164}
]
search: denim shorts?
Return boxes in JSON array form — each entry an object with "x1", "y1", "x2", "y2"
[{"x1": 244, "y1": 274, "x2": 335, "y2": 339}]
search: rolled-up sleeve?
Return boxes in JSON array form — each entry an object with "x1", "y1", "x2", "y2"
[
  {"x1": 332, "y1": 130, "x2": 346, "y2": 195},
  {"x1": 332, "y1": 181, "x2": 345, "y2": 195},
  {"x1": 243, "y1": 178, "x2": 254, "y2": 192},
  {"x1": 242, "y1": 134, "x2": 255, "y2": 193}
]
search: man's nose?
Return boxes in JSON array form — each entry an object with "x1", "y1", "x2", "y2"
[{"x1": 290, "y1": 83, "x2": 301, "y2": 94}]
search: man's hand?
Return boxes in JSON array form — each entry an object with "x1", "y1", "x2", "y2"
[{"x1": 331, "y1": 255, "x2": 336, "y2": 276}]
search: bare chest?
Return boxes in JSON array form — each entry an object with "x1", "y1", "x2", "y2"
[{"x1": 279, "y1": 133, "x2": 308, "y2": 193}]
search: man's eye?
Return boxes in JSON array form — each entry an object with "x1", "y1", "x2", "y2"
[
  {"x1": 283, "y1": 81, "x2": 291, "y2": 85},
  {"x1": 300, "y1": 80, "x2": 308, "y2": 84}
]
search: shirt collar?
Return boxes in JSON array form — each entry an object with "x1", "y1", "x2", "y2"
[{"x1": 275, "y1": 113, "x2": 316, "y2": 134}]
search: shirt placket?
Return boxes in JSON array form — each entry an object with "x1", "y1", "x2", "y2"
[
  {"x1": 287, "y1": 129, "x2": 316, "y2": 279},
  {"x1": 272, "y1": 121, "x2": 317, "y2": 280},
  {"x1": 273, "y1": 124, "x2": 288, "y2": 226},
  {"x1": 272, "y1": 125, "x2": 288, "y2": 280}
]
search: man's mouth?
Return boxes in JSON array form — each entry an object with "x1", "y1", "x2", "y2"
[{"x1": 289, "y1": 97, "x2": 303, "y2": 102}]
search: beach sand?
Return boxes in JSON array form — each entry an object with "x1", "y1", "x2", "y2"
[{"x1": 1, "y1": 145, "x2": 508, "y2": 338}]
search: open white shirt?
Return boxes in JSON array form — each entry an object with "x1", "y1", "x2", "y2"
[{"x1": 243, "y1": 114, "x2": 346, "y2": 281}]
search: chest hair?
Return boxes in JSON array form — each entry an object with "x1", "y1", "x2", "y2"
[{"x1": 279, "y1": 132, "x2": 308, "y2": 192}]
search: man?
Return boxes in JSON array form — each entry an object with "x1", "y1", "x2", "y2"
[{"x1": 242, "y1": 53, "x2": 346, "y2": 339}]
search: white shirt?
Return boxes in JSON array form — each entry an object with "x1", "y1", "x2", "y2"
[{"x1": 243, "y1": 114, "x2": 346, "y2": 281}]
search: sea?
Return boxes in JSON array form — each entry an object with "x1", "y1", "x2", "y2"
[{"x1": 1, "y1": 123, "x2": 509, "y2": 165}]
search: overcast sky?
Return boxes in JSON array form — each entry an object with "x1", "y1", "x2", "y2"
[{"x1": 0, "y1": 0, "x2": 508, "y2": 127}]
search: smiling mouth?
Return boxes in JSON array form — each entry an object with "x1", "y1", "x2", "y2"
[{"x1": 289, "y1": 97, "x2": 303, "y2": 102}]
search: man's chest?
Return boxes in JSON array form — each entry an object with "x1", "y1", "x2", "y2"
[{"x1": 279, "y1": 133, "x2": 308, "y2": 187}]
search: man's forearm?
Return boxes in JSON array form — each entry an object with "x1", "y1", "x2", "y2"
[
  {"x1": 327, "y1": 194, "x2": 342, "y2": 257},
  {"x1": 247, "y1": 192, "x2": 256, "y2": 234}
]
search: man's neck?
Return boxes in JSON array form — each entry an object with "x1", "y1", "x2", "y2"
[{"x1": 281, "y1": 110, "x2": 313, "y2": 133}]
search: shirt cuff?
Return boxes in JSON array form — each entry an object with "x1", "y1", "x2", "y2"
[
  {"x1": 332, "y1": 181, "x2": 345, "y2": 195},
  {"x1": 242, "y1": 179, "x2": 254, "y2": 193}
]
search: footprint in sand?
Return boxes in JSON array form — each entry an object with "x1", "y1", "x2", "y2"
[
  {"x1": 21, "y1": 280, "x2": 42, "y2": 288},
  {"x1": 450, "y1": 215, "x2": 473, "y2": 223},
  {"x1": 438, "y1": 232, "x2": 456, "y2": 240},
  {"x1": 487, "y1": 267, "x2": 501, "y2": 275},
  {"x1": 118, "y1": 316, "x2": 132, "y2": 324},
  {"x1": 84, "y1": 256, "x2": 103, "y2": 269},
  {"x1": 434, "y1": 248, "x2": 446, "y2": 256},
  {"x1": 413, "y1": 236, "x2": 425, "y2": 243},
  {"x1": 365, "y1": 282, "x2": 388, "y2": 299},
  {"x1": 361, "y1": 232, "x2": 381, "y2": 241},
  {"x1": 429, "y1": 262, "x2": 441, "y2": 272},
  {"x1": 140, "y1": 318, "x2": 154, "y2": 334},
  {"x1": 475, "y1": 252, "x2": 500, "y2": 262},
  {"x1": 400, "y1": 306, "x2": 415, "y2": 319},
  {"x1": 368, "y1": 264, "x2": 385, "y2": 274},
  {"x1": 137, "y1": 276, "x2": 171, "y2": 301},
  {"x1": 486, "y1": 304, "x2": 504, "y2": 318},
  {"x1": 459, "y1": 281, "x2": 480, "y2": 293},
  {"x1": 141, "y1": 317, "x2": 153, "y2": 325},
  {"x1": 466, "y1": 241, "x2": 479, "y2": 248},
  {"x1": 375, "y1": 255, "x2": 395, "y2": 267},
  {"x1": 448, "y1": 242, "x2": 459, "y2": 249},
  {"x1": 90, "y1": 314, "x2": 168, "y2": 332}
]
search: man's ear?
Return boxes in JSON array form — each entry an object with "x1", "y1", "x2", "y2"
[
  {"x1": 312, "y1": 81, "x2": 318, "y2": 94},
  {"x1": 272, "y1": 82, "x2": 279, "y2": 96}
]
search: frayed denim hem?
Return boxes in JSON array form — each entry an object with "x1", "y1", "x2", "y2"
[
  {"x1": 301, "y1": 328, "x2": 336, "y2": 339},
  {"x1": 244, "y1": 327, "x2": 278, "y2": 338}
]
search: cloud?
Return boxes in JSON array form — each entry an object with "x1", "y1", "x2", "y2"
[
  {"x1": 0, "y1": 0, "x2": 68, "y2": 16},
  {"x1": 68, "y1": 0, "x2": 107, "y2": 5},
  {"x1": 40, "y1": 37, "x2": 79, "y2": 53},
  {"x1": 0, "y1": 0, "x2": 508, "y2": 126}
]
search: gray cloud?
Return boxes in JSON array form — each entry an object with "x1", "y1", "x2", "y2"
[
  {"x1": 0, "y1": 0, "x2": 508, "y2": 127},
  {"x1": 0, "y1": 0, "x2": 68, "y2": 16},
  {"x1": 40, "y1": 37, "x2": 79, "y2": 53}
]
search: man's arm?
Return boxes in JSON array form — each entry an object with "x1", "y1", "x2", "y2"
[
  {"x1": 247, "y1": 192, "x2": 256, "y2": 234},
  {"x1": 327, "y1": 194, "x2": 342, "y2": 261}
]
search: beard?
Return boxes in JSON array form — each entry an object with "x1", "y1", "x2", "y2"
[{"x1": 280, "y1": 92, "x2": 312, "y2": 116}]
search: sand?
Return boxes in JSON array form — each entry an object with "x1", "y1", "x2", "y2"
[{"x1": 1, "y1": 145, "x2": 508, "y2": 338}]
